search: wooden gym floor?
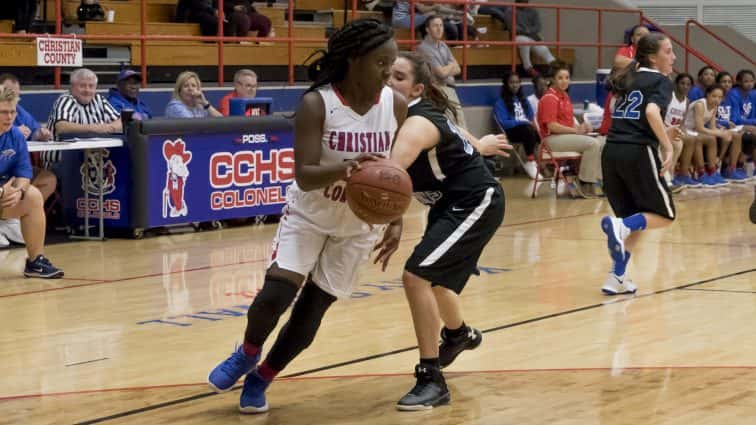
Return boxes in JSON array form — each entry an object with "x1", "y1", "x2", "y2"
[{"x1": 1, "y1": 179, "x2": 755, "y2": 425}]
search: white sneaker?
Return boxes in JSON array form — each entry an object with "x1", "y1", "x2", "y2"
[
  {"x1": 602, "y1": 273, "x2": 637, "y2": 295},
  {"x1": 523, "y1": 161, "x2": 539, "y2": 180},
  {"x1": 0, "y1": 219, "x2": 24, "y2": 245},
  {"x1": 0, "y1": 233, "x2": 9, "y2": 248}
]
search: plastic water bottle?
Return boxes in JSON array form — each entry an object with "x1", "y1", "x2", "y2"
[{"x1": 745, "y1": 161, "x2": 755, "y2": 178}]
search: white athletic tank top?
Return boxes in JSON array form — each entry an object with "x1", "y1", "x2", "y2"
[
  {"x1": 664, "y1": 93, "x2": 687, "y2": 127},
  {"x1": 286, "y1": 84, "x2": 397, "y2": 236},
  {"x1": 683, "y1": 98, "x2": 715, "y2": 132}
]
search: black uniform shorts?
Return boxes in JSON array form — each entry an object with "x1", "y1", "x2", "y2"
[
  {"x1": 601, "y1": 142, "x2": 676, "y2": 220},
  {"x1": 405, "y1": 185, "x2": 505, "y2": 294}
]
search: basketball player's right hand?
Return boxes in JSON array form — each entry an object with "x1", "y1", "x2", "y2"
[
  {"x1": 478, "y1": 134, "x2": 512, "y2": 157},
  {"x1": 344, "y1": 153, "x2": 384, "y2": 179}
]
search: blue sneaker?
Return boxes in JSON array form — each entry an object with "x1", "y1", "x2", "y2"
[
  {"x1": 601, "y1": 216, "x2": 629, "y2": 264},
  {"x1": 239, "y1": 369, "x2": 270, "y2": 413},
  {"x1": 208, "y1": 345, "x2": 260, "y2": 393},
  {"x1": 711, "y1": 171, "x2": 729, "y2": 186},
  {"x1": 677, "y1": 175, "x2": 701, "y2": 188},
  {"x1": 24, "y1": 255, "x2": 64, "y2": 279},
  {"x1": 699, "y1": 174, "x2": 720, "y2": 187}
]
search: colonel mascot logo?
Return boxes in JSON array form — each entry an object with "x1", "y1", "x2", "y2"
[{"x1": 162, "y1": 139, "x2": 192, "y2": 218}]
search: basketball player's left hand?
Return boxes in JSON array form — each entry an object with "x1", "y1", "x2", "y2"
[
  {"x1": 477, "y1": 134, "x2": 512, "y2": 157},
  {"x1": 374, "y1": 219, "x2": 403, "y2": 271}
]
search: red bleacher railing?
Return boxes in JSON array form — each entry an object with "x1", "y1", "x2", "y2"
[
  {"x1": 685, "y1": 19, "x2": 755, "y2": 73},
  {"x1": 4, "y1": 1, "x2": 728, "y2": 89}
]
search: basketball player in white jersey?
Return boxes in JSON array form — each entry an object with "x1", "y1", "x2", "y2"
[
  {"x1": 207, "y1": 19, "x2": 408, "y2": 413},
  {"x1": 663, "y1": 73, "x2": 690, "y2": 190}
]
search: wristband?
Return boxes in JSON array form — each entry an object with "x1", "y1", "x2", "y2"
[{"x1": 203, "y1": 103, "x2": 211, "y2": 110}]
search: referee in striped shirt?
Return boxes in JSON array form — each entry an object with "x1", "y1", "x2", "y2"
[
  {"x1": 44, "y1": 68, "x2": 122, "y2": 163},
  {"x1": 47, "y1": 68, "x2": 121, "y2": 141}
]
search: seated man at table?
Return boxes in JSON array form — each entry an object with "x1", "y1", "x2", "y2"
[
  {"x1": 0, "y1": 74, "x2": 57, "y2": 248},
  {"x1": 218, "y1": 69, "x2": 264, "y2": 116},
  {"x1": 107, "y1": 69, "x2": 153, "y2": 120},
  {"x1": 0, "y1": 87, "x2": 64, "y2": 278},
  {"x1": 47, "y1": 68, "x2": 122, "y2": 141}
]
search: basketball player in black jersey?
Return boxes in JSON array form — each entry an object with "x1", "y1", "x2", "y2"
[
  {"x1": 379, "y1": 51, "x2": 510, "y2": 410},
  {"x1": 600, "y1": 32, "x2": 679, "y2": 295}
]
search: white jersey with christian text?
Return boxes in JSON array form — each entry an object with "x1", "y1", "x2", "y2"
[{"x1": 285, "y1": 84, "x2": 398, "y2": 237}]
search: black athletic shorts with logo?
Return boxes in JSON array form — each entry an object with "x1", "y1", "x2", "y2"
[
  {"x1": 601, "y1": 142, "x2": 676, "y2": 220},
  {"x1": 405, "y1": 185, "x2": 505, "y2": 294}
]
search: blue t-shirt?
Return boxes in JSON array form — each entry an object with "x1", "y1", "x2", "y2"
[
  {"x1": 13, "y1": 104, "x2": 41, "y2": 140},
  {"x1": 165, "y1": 99, "x2": 209, "y2": 118},
  {"x1": 0, "y1": 127, "x2": 33, "y2": 181},
  {"x1": 688, "y1": 85, "x2": 704, "y2": 102},
  {"x1": 107, "y1": 88, "x2": 153, "y2": 119}
]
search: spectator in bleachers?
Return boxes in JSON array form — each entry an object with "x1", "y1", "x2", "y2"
[
  {"x1": 683, "y1": 84, "x2": 731, "y2": 186},
  {"x1": 224, "y1": 1, "x2": 274, "y2": 40},
  {"x1": 728, "y1": 69, "x2": 756, "y2": 129},
  {"x1": 688, "y1": 65, "x2": 716, "y2": 102},
  {"x1": 177, "y1": 0, "x2": 219, "y2": 36},
  {"x1": 727, "y1": 69, "x2": 756, "y2": 166},
  {"x1": 667, "y1": 73, "x2": 702, "y2": 188},
  {"x1": 107, "y1": 69, "x2": 153, "y2": 120},
  {"x1": 0, "y1": 87, "x2": 64, "y2": 278},
  {"x1": 0, "y1": 0, "x2": 37, "y2": 33},
  {"x1": 416, "y1": 14, "x2": 466, "y2": 129},
  {"x1": 537, "y1": 62, "x2": 603, "y2": 198},
  {"x1": 493, "y1": 71, "x2": 540, "y2": 179},
  {"x1": 218, "y1": 69, "x2": 261, "y2": 116},
  {"x1": 165, "y1": 71, "x2": 223, "y2": 118},
  {"x1": 503, "y1": 0, "x2": 555, "y2": 78},
  {"x1": 47, "y1": 68, "x2": 122, "y2": 141},
  {"x1": 527, "y1": 74, "x2": 548, "y2": 120},
  {"x1": 0, "y1": 74, "x2": 51, "y2": 142},
  {"x1": 391, "y1": 1, "x2": 469, "y2": 41},
  {"x1": 712, "y1": 71, "x2": 747, "y2": 181}
]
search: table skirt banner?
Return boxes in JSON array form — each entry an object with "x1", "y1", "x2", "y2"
[
  {"x1": 61, "y1": 144, "x2": 132, "y2": 230},
  {"x1": 130, "y1": 116, "x2": 295, "y2": 230}
]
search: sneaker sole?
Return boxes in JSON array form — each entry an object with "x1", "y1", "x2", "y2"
[
  {"x1": 24, "y1": 271, "x2": 64, "y2": 279},
  {"x1": 601, "y1": 287, "x2": 637, "y2": 295},
  {"x1": 239, "y1": 402, "x2": 269, "y2": 414},
  {"x1": 600, "y1": 216, "x2": 625, "y2": 264},
  {"x1": 396, "y1": 393, "x2": 450, "y2": 411},
  {"x1": 207, "y1": 378, "x2": 235, "y2": 394}
]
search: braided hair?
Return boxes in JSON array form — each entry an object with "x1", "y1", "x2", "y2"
[{"x1": 305, "y1": 18, "x2": 394, "y2": 93}]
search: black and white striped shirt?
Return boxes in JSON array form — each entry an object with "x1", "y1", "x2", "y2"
[{"x1": 47, "y1": 93, "x2": 120, "y2": 140}]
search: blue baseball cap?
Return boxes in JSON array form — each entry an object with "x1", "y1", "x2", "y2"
[{"x1": 117, "y1": 69, "x2": 142, "y2": 82}]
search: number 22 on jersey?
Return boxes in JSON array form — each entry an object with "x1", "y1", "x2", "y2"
[{"x1": 612, "y1": 90, "x2": 644, "y2": 120}]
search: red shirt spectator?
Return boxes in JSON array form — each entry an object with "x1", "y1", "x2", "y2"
[
  {"x1": 218, "y1": 69, "x2": 264, "y2": 116},
  {"x1": 537, "y1": 87, "x2": 574, "y2": 137}
]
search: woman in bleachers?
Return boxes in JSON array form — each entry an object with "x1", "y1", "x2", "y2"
[
  {"x1": 493, "y1": 71, "x2": 540, "y2": 178},
  {"x1": 714, "y1": 71, "x2": 748, "y2": 181},
  {"x1": 537, "y1": 62, "x2": 603, "y2": 198},
  {"x1": 165, "y1": 71, "x2": 223, "y2": 118},
  {"x1": 687, "y1": 65, "x2": 716, "y2": 102},
  {"x1": 682, "y1": 84, "x2": 729, "y2": 186}
]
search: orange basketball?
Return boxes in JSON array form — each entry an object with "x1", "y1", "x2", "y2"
[{"x1": 345, "y1": 158, "x2": 413, "y2": 225}]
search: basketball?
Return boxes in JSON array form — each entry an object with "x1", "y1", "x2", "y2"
[{"x1": 345, "y1": 158, "x2": 413, "y2": 225}]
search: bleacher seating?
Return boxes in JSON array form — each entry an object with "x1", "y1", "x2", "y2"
[{"x1": 0, "y1": 0, "x2": 574, "y2": 81}]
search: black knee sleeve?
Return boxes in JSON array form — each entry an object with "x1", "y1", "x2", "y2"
[
  {"x1": 265, "y1": 281, "x2": 337, "y2": 371},
  {"x1": 244, "y1": 276, "x2": 300, "y2": 347}
]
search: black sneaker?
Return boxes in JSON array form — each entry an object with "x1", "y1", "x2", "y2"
[
  {"x1": 24, "y1": 255, "x2": 64, "y2": 279},
  {"x1": 439, "y1": 327, "x2": 482, "y2": 369},
  {"x1": 396, "y1": 364, "x2": 450, "y2": 411}
]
